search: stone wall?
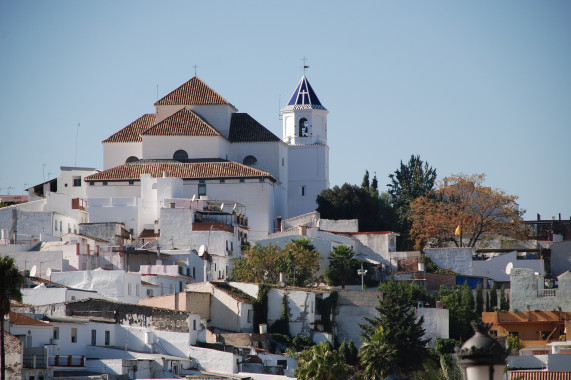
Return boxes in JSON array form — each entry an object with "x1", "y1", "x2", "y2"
[
  {"x1": 424, "y1": 248, "x2": 473, "y2": 275},
  {"x1": 510, "y1": 269, "x2": 571, "y2": 311}
]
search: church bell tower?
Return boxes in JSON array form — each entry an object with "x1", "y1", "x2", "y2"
[{"x1": 282, "y1": 75, "x2": 329, "y2": 218}]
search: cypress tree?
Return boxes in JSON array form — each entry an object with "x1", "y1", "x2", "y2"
[
  {"x1": 475, "y1": 283, "x2": 483, "y2": 317},
  {"x1": 361, "y1": 170, "x2": 370, "y2": 190},
  {"x1": 500, "y1": 284, "x2": 510, "y2": 311},
  {"x1": 486, "y1": 291, "x2": 490, "y2": 312},
  {"x1": 489, "y1": 282, "x2": 498, "y2": 310}
]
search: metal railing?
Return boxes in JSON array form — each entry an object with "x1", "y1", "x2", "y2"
[{"x1": 537, "y1": 289, "x2": 557, "y2": 298}]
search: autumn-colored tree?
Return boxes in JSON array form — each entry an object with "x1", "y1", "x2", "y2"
[
  {"x1": 230, "y1": 239, "x2": 320, "y2": 286},
  {"x1": 409, "y1": 173, "x2": 527, "y2": 249}
]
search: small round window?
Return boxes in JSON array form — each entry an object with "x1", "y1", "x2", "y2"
[
  {"x1": 173, "y1": 150, "x2": 188, "y2": 161},
  {"x1": 243, "y1": 155, "x2": 258, "y2": 165},
  {"x1": 126, "y1": 156, "x2": 139, "y2": 163}
]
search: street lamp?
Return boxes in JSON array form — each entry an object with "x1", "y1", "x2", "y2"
[
  {"x1": 357, "y1": 262, "x2": 367, "y2": 291},
  {"x1": 456, "y1": 321, "x2": 507, "y2": 380}
]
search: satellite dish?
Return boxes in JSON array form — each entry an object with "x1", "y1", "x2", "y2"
[
  {"x1": 46, "y1": 268, "x2": 52, "y2": 278},
  {"x1": 198, "y1": 245, "x2": 206, "y2": 256},
  {"x1": 30, "y1": 265, "x2": 37, "y2": 277},
  {"x1": 191, "y1": 194, "x2": 196, "y2": 202},
  {"x1": 220, "y1": 203, "x2": 225, "y2": 211},
  {"x1": 505, "y1": 262, "x2": 513, "y2": 275}
]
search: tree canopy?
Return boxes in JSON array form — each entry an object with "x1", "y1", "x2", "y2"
[
  {"x1": 409, "y1": 173, "x2": 527, "y2": 248},
  {"x1": 295, "y1": 341, "x2": 350, "y2": 380},
  {"x1": 230, "y1": 239, "x2": 320, "y2": 287},
  {"x1": 360, "y1": 278, "x2": 430, "y2": 377},
  {"x1": 324, "y1": 245, "x2": 362, "y2": 289},
  {"x1": 387, "y1": 155, "x2": 437, "y2": 249}
]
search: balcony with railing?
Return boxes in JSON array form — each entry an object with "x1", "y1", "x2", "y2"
[{"x1": 537, "y1": 288, "x2": 557, "y2": 298}]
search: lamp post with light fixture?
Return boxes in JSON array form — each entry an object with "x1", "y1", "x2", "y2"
[{"x1": 456, "y1": 321, "x2": 507, "y2": 380}]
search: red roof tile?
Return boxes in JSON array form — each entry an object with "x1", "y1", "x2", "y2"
[
  {"x1": 103, "y1": 114, "x2": 156, "y2": 143},
  {"x1": 154, "y1": 76, "x2": 234, "y2": 107},
  {"x1": 510, "y1": 371, "x2": 571, "y2": 380},
  {"x1": 142, "y1": 108, "x2": 220, "y2": 137},
  {"x1": 9, "y1": 312, "x2": 52, "y2": 326},
  {"x1": 84, "y1": 161, "x2": 275, "y2": 182}
]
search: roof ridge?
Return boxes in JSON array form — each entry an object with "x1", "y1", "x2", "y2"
[
  {"x1": 142, "y1": 107, "x2": 221, "y2": 137},
  {"x1": 154, "y1": 76, "x2": 235, "y2": 108},
  {"x1": 102, "y1": 113, "x2": 156, "y2": 143}
]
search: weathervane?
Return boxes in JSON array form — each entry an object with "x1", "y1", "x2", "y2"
[{"x1": 301, "y1": 56, "x2": 309, "y2": 74}]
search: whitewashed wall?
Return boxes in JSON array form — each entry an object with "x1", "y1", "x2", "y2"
[{"x1": 103, "y1": 142, "x2": 142, "y2": 170}]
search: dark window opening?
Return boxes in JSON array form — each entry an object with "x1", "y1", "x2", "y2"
[
  {"x1": 243, "y1": 155, "x2": 258, "y2": 165},
  {"x1": 301, "y1": 186, "x2": 306, "y2": 196},
  {"x1": 173, "y1": 150, "x2": 188, "y2": 161},
  {"x1": 73, "y1": 177, "x2": 81, "y2": 187},
  {"x1": 198, "y1": 183, "x2": 206, "y2": 196},
  {"x1": 126, "y1": 156, "x2": 139, "y2": 163},
  {"x1": 299, "y1": 118, "x2": 309, "y2": 137}
]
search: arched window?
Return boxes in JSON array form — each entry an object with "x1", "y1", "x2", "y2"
[
  {"x1": 243, "y1": 155, "x2": 258, "y2": 166},
  {"x1": 299, "y1": 118, "x2": 309, "y2": 137},
  {"x1": 125, "y1": 156, "x2": 139, "y2": 163},
  {"x1": 173, "y1": 150, "x2": 188, "y2": 161}
]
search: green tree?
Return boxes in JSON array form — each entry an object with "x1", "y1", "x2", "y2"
[
  {"x1": 489, "y1": 283, "x2": 498, "y2": 311},
  {"x1": 500, "y1": 284, "x2": 509, "y2": 311},
  {"x1": 360, "y1": 278, "x2": 430, "y2": 377},
  {"x1": 317, "y1": 183, "x2": 383, "y2": 232},
  {"x1": 387, "y1": 155, "x2": 437, "y2": 250},
  {"x1": 362, "y1": 170, "x2": 370, "y2": 190},
  {"x1": 324, "y1": 245, "x2": 361, "y2": 289},
  {"x1": 434, "y1": 286, "x2": 472, "y2": 341},
  {"x1": 475, "y1": 283, "x2": 484, "y2": 317},
  {"x1": 1, "y1": 257, "x2": 24, "y2": 380},
  {"x1": 358, "y1": 326, "x2": 397, "y2": 380},
  {"x1": 295, "y1": 341, "x2": 350, "y2": 380},
  {"x1": 230, "y1": 239, "x2": 319, "y2": 286}
]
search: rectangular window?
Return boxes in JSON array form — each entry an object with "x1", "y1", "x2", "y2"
[
  {"x1": 71, "y1": 328, "x2": 77, "y2": 343},
  {"x1": 54, "y1": 221, "x2": 58, "y2": 231},
  {"x1": 102, "y1": 181, "x2": 108, "y2": 186},
  {"x1": 73, "y1": 177, "x2": 81, "y2": 187},
  {"x1": 277, "y1": 359, "x2": 288, "y2": 369},
  {"x1": 219, "y1": 179, "x2": 225, "y2": 183},
  {"x1": 230, "y1": 242, "x2": 233, "y2": 251},
  {"x1": 247, "y1": 309, "x2": 253, "y2": 323},
  {"x1": 128, "y1": 283, "x2": 132, "y2": 296},
  {"x1": 193, "y1": 320, "x2": 197, "y2": 330},
  {"x1": 226, "y1": 240, "x2": 229, "y2": 250},
  {"x1": 91, "y1": 329, "x2": 97, "y2": 346},
  {"x1": 105, "y1": 330, "x2": 110, "y2": 346},
  {"x1": 89, "y1": 181, "x2": 94, "y2": 186},
  {"x1": 136, "y1": 284, "x2": 140, "y2": 297},
  {"x1": 301, "y1": 186, "x2": 306, "y2": 196},
  {"x1": 59, "y1": 221, "x2": 62, "y2": 231},
  {"x1": 53, "y1": 327, "x2": 59, "y2": 340},
  {"x1": 198, "y1": 183, "x2": 206, "y2": 196},
  {"x1": 68, "y1": 223, "x2": 71, "y2": 233},
  {"x1": 239, "y1": 178, "x2": 245, "y2": 183}
]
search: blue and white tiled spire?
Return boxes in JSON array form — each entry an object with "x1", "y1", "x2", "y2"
[{"x1": 282, "y1": 76, "x2": 327, "y2": 111}]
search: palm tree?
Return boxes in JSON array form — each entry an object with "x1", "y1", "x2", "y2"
[
  {"x1": 295, "y1": 341, "x2": 349, "y2": 380},
  {"x1": 325, "y1": 245, "x2": 361, "y2": 289},
  {"x1": 358, "y1": 326, "x2": 397, "y2": 380},
  {"x1": 1, "y1": 256, "x2": 24, "y2": 380}
]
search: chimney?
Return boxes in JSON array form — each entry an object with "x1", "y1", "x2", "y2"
[
  {"x1": 537, "y1": 213, "x2": 541, "y2": 221},
  {"x1": 154, "y1": 220, "x2": 159, "y2": 234},
  {"x1": 277, "y1": 216, "x2": 282, "y2": 232},
  {"x1": 559, "y1": 213, "x2": 561, "y2": 221}
]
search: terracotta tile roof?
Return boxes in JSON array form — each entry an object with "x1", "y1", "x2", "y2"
[
  {"x1": 154, "y1": 76, "x2": 234, "y2": 108},
  {"x1": 139, "y1": 229, "x2": 160, "y2": 239},
  {"x1": 509, "y1": 371, "x2": 571, "y2": 380},
  {"x1": 141, "y1": 107, "x2": 221, "y2": 137},
  {"x1": 9, "y1": 311, "x2": 53, "y2": 326},
  {"x1": 84, "y1": 161, "x2": 275, "y2": 182},
  {"x1": 228, "y1": 113, "x2": 280, "y2": 143},
  {"x1": 103, "y1": 114, "x2": 156, "y2": 143}
]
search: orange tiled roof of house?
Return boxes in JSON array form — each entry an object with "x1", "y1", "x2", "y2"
[
  {"x1": 9, "y1": 311, "x2": 52, "y2": 326},
  {"x1": 142, "y1": 108, "x2": 221, "y2": 137},
  {"x1": 84, "y1": 161, "x2": 275, "y2": 182},
  {"x1": 103, "y1": 114, "x2": 156, "y2": 143},
  {"x1": 154, "y1": 76, "x2": 234, "y2": 107},
  {"x1": 510, "y1": 371, "x2": 571, "y2": 380}
]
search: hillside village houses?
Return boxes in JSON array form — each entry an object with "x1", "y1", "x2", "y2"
[{"x1": 1, "y1": 73, "x2": 570, "y2": 379}]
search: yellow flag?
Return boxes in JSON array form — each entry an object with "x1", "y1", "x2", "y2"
[{"x1": 454, "y1": 224, "x2": 461, "y2": 236}]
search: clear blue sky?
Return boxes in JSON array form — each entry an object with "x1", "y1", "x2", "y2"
[{"x1": 1, "y1": 1, "x2": 570, "y2": 220}]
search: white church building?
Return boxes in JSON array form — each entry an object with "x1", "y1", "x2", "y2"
[{"x1": 83, "y1": 75, "x2": 330, "y2": 242}]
